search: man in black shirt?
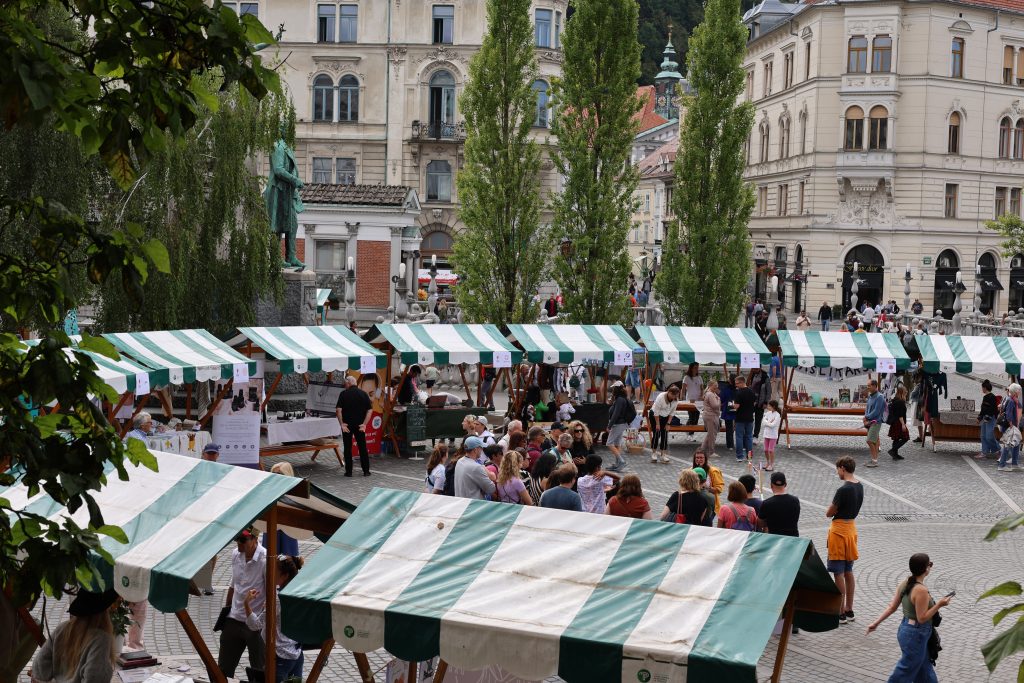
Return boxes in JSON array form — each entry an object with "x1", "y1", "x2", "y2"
[
  {"x1": 732, "y1": 376, "x2": 756, "y2": 461},
  {"x1": 826, "y1": 456, "x2": 864, "y2": 624},
  {"x1": 336, "y1": 376, "x2": 373, "y2": 476},
  {"x1": 759, "y1": 471, "x2": 800, "y2": 536}
]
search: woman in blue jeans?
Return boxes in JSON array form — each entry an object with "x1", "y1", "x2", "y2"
[
  {"x1": 866, "y1": 553, "x2": 952, "y2": 682},
  {"x1": 998, "y1": 383, "x2": 1022, "y2": 472},
  {"x1": 976, "y1": 380, "x2": 1000, "y2": 459}
]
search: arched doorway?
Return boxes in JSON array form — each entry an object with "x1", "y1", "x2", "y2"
[
  {"x1": 842, "y1": 244, "x2": 884, "y2": 312},
  {"x1": 978, "y1": 252, "x2": 1002, "y2": 315},
  {"x1": 932, "y1": 249, "x2": 960, "y2": 319},
  {"x1": 420, "y1": 229, "x2": 456, "y2": 294},
  {"x1": 792, "y1": 245, "x2": 804, "y2": 313}
]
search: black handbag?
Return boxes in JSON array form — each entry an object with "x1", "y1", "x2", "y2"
[{"x1": 213, "y1": 606, "x2": 229, "y2": 632}]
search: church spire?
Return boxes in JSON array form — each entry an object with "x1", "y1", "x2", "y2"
[{"x1": 654, "y1": 24, "x2": 684, "y2": 120}]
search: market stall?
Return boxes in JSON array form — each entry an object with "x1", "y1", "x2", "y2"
[
  {"x1": 231, "y1": 325, "x2": 387, "y2": 465},
  {"x1": 914, "y1": 334, "x2": 1024, "y2": 450},
  {"x1": 362, "y1": 324, "x2": 522, "y2": 446},
  {"x1": 5, "y1": 449, "x2": 308, "y2": 683},
  {"x1": 634, "y1": 326, "x2": 773, "y2": 437},
  {"x1": 776, "y1": 330, "x2": 911, "y2": 446},
  {"x1": 280, "y1": 488, "x2": 841, "y2": 683}
]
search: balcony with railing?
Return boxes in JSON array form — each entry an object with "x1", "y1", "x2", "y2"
[{"x1": 411, "y1": 120, "x2": 466, "y2": 142}]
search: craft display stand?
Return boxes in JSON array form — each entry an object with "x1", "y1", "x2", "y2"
[{"x1": 779, "y1": 364, "x2": 873, "y2": 446}]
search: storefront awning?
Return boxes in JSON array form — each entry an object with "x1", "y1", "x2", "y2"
[
  {"x1": 778, "y1": 330, "x2": 911, "y2": 370},
  {"x1": 104, "y1": 329, "x2": 257, "y2": 384},
  {"x1": 505, "y1": 324, "x2": 636, "y2": 365},
  {"x1": 1, "y1": 450, "x2": 298, "y2": 613},
  {"x1": 22, "y1": 336, "x2": 169, "y2": 395},
  {"x1": 363, "y1": 324, "x2": 522, "y2": 366},
  {"x1": 280, "y1": 489, "x2": 839, "y2": 683},
  {"x1": 980, "y1": 277, "x2": 1004, "y2": 292},
  {"x1": 418, "y1": 269, "x2": 458, "y2": 286},
  {"x1": 232, "y1": 326, "x2": 385, "y2": 375},
  {"x1": 916, "y1": 334, "x2": 1024, "y2": 375},
  {"x1": 316, "y1": 288, "x2": 332, "y2": 309},
  {"x1": 635, "y1": 326, "x2": 772, "y2": 366}
]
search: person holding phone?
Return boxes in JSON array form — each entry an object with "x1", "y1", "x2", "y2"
[{"x1": 866, "y1": 553, "x2": 951, "y2": 682}]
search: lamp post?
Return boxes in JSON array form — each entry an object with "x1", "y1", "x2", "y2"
[
  {"x1": 952, "y1": 270, "x2": 963, "y2": 334},
  {"x1": 345, "y1": 256, "x2": 357, "y2": 329},
  {"x1": 767, "y1": 274, "x2": 779, "y2": 332},
  {"x1": 974, "y1": 264, "x2": 983, "y2": 332},
  {"x1": 426, "y1": 253, "x2": 439, "y2": 316},
  {"x1": 903, "y1": 264, "x2": 912, "y2": 322},
  {"x1": 850, "y1": 261, "x2": 859, "y2": 315},
  {"x1": 393, "y1": 260, "x2": 409, "y2": 322}
]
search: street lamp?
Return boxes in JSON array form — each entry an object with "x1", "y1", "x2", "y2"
[
  {"x1": 392, "y1": 260, "x2": 408, "y2": 322},
  {"x1": 767, "y1": 275, "x2": 779, "y2": 332},
  {"x1": 850, "y1": 261, "x2": 859, "y2": 314},
  {"x1": 345, "y1": 256, "x2": 356, "y2": 329},
  {"x1": 974, "y1": 264, "x2": 983, "y2": 330},
  {"x1": 903, "y1": 264, "x2": 912, "y2": 320},
  {"x1": 952, "y1": 270, "x2": 963, "y2": 334}
]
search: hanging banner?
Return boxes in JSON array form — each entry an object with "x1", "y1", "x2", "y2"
[
  {"x1": 307, "y1": 380, "x2": 345, "y2": 417},
  {"x1": 212, "y1": 379, "x2": 263, "y2": 466}
]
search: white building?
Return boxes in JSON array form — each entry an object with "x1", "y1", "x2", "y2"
[{"x1": 742, "y1": 0, "x2": 1023, "y2": 318}]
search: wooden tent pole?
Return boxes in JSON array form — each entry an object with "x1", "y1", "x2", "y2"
[
  {"x1": 433, "y1": 659, "x2": 449, "y2": 683},
  {"x1": 770, "y1": 594, "x2": 798, "y2": 683},
  {"x1": 177, "y1": 609, "x2": 226, "y2": 683},
  {"x1": 155, "y1": 388, "x2": 173, "y2": 419},
  {"x1": 459, "y1": 364, "x2": 473, "y2": 404},
  {"x1": 199, "y1": 379, "x2": 234, "y2": 429},
  {"x1": 305, "y1": 639, "x2": 335, "y2": 683},
  {"x1": 384, "y1": 365, "x2": 411, "y2": 454},
  {"x1": 784, "y1": 366, "x2": 795, "y2": 448},
  {"x1": 261, "y1": 373, "x2": 283, "y2": 410},
  {"x1": 486, "y1": 366, "x2": 505, "y2": 407},
  {"x1": 264, "y1": 506, "x2": 279, "y2": 683},
  {"x1": 107, "y1": 392, "x2": 131, "y2": 424},
  {"x1": 353, "y1": 652, "x2": 374, "y2": 683}
]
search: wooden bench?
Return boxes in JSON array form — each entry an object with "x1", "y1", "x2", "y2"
[
  {"x1": 783, "y1": 426, "x2": 867, "y2": 437},
  {"x1": 259, "y1": 441, "x2": 343, "y2": 469}
]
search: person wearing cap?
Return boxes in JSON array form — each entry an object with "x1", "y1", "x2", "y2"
[
  {"x1": 691, "y1": 467, "x2": 717, "y2": 525},
  {"x1": 202, "y1": 443, "x2": 221, "y2": 462},
  {"x1": 759, "y1": 471, "x2": 801, "y2": 537},
  {"x1": 336, "y1": 375, "x2": 373, "y2": 477},
  {"x1": 541, "y1": 422, "x2": 565, "y2": 451},
  {"x1": 218, "y1": 527, "x2": 266, "y2": 678},
  {"x1": 33, "y1": 589, "x2": 118, "y2": 683},
  {"x1": 454, "y1": 436, "x2": 496, "y2": 499},
  {"x1": 470, "y1": 414, "x2": 497, "y2": 446}
]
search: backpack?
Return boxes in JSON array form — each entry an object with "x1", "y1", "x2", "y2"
[
  {"x1": 442, "y1": 460, "x2": 458, "y2": 496},
  {"x1": 725, "y1": 504, "x2": 757, "y2": 532}
]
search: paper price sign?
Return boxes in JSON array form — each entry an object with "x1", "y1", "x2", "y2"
[
  {"x1": 613, "y1": 350, "x2": 633, "y2": 367},
  {"x1": 875, "y1": 358, "x2": 897, "y2": 374},
  {"x1": 360, "y1": 355, "x2": 377, "y2": 375},
  {"x1": 134, "y1": 372, "x2": 150, "y2": 397},
  {"x1": 740, "y1": 353, "x2": 761, "y2": 369},
  {"x1": 492, "y1": 351, "x2": 512, "y2": 369},
  {"x1": 233, "y1": 363, "x2": 250, "y2": 384}
]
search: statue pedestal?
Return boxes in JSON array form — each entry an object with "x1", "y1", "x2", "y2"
[{"x1": 256, "y1": 269, "x2": 319, "y2": 407}]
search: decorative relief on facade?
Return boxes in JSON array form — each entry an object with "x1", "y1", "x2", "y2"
[
  {"x1": 826, "y1": 178, "x2": 916, "y2": 227},
  {"x1": 416, "y1": 46, "x2": 467, "y2": 65},
  {"x1": 539, "y1": 50, "x2": 563, "y2": 64},
  {"x1": 387, "y1": 46, "x2": 407, "y2": 78}
]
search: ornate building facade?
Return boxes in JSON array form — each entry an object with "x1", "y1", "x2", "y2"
[{"x1": 743, "y1": 0, "x2": 1024, "y2": 318}]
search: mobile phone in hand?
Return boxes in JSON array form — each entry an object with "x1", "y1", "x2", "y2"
[{"x1": 944, "y1": 590, "x2": 956, "y2": 598}]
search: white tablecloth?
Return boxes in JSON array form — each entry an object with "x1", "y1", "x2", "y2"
[
  {"x1": 143, "y1": 431, "x2": 211, "y2": 457},
  {"x1": 263, "y1": 417, "x2": 341, "y2": 445}
]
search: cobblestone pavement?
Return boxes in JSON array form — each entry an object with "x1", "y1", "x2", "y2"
[{"x1": 25, "y1": 367, "x2": 1024, "y2": 682}]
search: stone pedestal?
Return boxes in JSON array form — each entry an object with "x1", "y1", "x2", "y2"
[{"x1": 256, "y1": 269, "x2": 320, "y2": 407}]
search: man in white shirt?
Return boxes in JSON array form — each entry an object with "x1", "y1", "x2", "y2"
[
  {"x1": 454, "y1": 436, "x2": 496, "y2": 499},
  {"x1": 472, "y1": 415, "x2": 497, "y2": 446},
  {"x1": 218, "y1": 528, "x2": 266, "y2": 678},
  {"x1": 123, "y1": 412, "x2": 154, "y2": 444}
]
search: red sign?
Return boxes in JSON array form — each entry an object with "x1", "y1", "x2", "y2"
[{"x1": 364, "y1": 411, "x2": 384, "y2": 455}]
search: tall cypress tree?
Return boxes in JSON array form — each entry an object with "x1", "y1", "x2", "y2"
[
  {"x1": 658, "y1": 0, "x2": 755, "y2": 326},
  {"x1": 453, "y1": 0, "x2": 546, "y2": 324},
  {"x1": 550, "y1": 0, "x2": 642, "y2": 325}
]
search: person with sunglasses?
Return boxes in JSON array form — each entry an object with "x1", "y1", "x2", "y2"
[{"x1": 866, "y1": 553, "x2": 951, "y2": 682}]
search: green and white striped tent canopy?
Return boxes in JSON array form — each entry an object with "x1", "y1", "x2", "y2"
[
  {"x1": 363, "y1": 324, "x2": 522, "y2": 366},
  {"x1": 505, "y1": 324, "x2": 637, "y2": 365},
  {"x1": 635, "y1": 326, "x2": 772, "y2": 366},
  {"x1": 104, "y1": 329, "x2": 257, "y2": 384},
  {"x1": 778, "y1": 330, "x2": 911, "y2": 370},
  {"x1": 233, "y1": 326, "x2": 385, "y2": 375},
  {"x1": 2, "y1": 450, "x2": 297, "y2": 613},
  {"x1": 916, "y1": 334, "x2": 1024, "y2": 375},
  {"x1": 22, "y1": 336, "x2": 168, "y2": 395},
  {"x1": 281, "y1": 489, "x2": 838, "y2": 683},
  {"x1": 316, "y1": 288, "x2": 332, "y2": 309}
]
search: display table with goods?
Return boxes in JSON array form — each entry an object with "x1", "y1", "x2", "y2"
[
  {"x1": 776, "y1": 330, "x2": 911, "y2": 446},
  {"x1": 634, "y1": 326, "x2": 773, "y2": 440},
  {"x1": 362, "y1": 324, "x2": 524, "y2": 451},
  {"x1": 913, "y1": 333, "x2": 1024, "y2": 451},
  {"x1": 280, "y1": 488, "x2": 842, "y2": 683}
]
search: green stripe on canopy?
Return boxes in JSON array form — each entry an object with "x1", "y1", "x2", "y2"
[
  {"x1": 0, "y1": 450, "x2": 296, "y2": 613},
  {"x1": 634, "y1": 327, "x2": 772, "y2": 366},
  {"x1": 236, "y1": 326, "x2": 385, "y2": 375},
  {"x1": 505, "y1": 325, "x2": 635, "y2": 364},
  {"x1": 280, "y1": 489, "x2": 839, "y2": 682},
  {"x1": 362, "y1": 324, "x2": 522, "y2": 366},
  {"x1": 917, "y1": 334, "x2": 1024, "y2": 375},
  {"x1": 105, "y1": 329, "x2": 256, "y2": 384},
  {"x1": 778, "y1": 331, "x2": 910, "y2": 370}
]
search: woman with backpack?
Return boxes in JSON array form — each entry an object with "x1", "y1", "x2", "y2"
[
  {"x1": 495, "y1": 450, "x2": 533, "y2": 505},
  {"x1": 716, "y1": 481, "x2": 760, "y2": 532},
  {"x1": 660, "y1": 469, "x2": 709, "y2": 526},
  {"x1": 998, "y1": 383, "x2": 1022, "y2": 472}
]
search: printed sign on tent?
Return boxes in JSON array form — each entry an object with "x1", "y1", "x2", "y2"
[
  {"x1": 492, "y1": 350, "x2": 512, "y2": 369},
  {"x1": 875, "y1": 358, "x2": 897, "y2": 374},
  {"x1": 233, "y1": 362, "x2": 249, "y2": 384},
  {"x1": 613, "y1": 349, "x2": 633, "y2": 367},
  {"x1": 360, "y1": 355, "x2": 377, "y2": 375},
  {"x1": 134, "y1": 372, "x2": 150, "y2": 397},
  {"x1": 740, "y1": 353, "x2": 761, "y2": 369}
]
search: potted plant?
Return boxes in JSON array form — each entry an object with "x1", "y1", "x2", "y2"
[{"x1": 110, "y1": 600, "x2": 132, "y2": 654}]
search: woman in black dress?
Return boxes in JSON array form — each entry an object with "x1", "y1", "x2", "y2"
[{"x1": 888, "y1": 385, "x2": 909, "y2": 460}]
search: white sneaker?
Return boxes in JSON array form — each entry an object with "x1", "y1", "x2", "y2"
[
  {"x1": 651, "y1": 453, "x2": 659, "y2": 463},
  {"x1": 661, "y1": 453, "x2": 671, "y2": 464}
]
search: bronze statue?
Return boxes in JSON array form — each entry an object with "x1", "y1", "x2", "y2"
[{"x1": 265, "y1": 122, "x2": 305, "y2": 268}]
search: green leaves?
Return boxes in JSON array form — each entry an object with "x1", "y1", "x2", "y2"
[{"x1": 980, "y1": 514, "x2": 1024, "y2": 680}]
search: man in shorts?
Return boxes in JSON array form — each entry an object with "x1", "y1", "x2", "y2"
[
  {"x1": 826, "y1": 456, "x2": 864, "y2": 624},
  {"x1": 863, "y1": 379, "x2": 885, "y2": 467}
]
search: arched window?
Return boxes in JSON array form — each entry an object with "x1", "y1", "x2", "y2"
[
  {"x1": 951, "y1": 37, "x2": 965, "y2": 78},
  {"x1": 1015, "y1": 119, "x2": 1024, "y2": 159},
  {"x1": 779, "y1": 116, "x2": 791, "y2": 159},
  {"x1": 429, "y1": 70, "x2": 457, "y2": 133},
  {"x1": 948, "y1": 112, "x2": 961, "y2": 154},
  {"x1": 868, "y1": 105, "x2": 888, "y2": 150},
  {"x1": 844, "y1": 106, "x2": 864, "y2": 151},
  {"x1": 313, "y1": 74, "x2": 334, "y2": 122},
  {"x1": 848, "y1": 36, "x2": 868, "y2": 73},
  {"x1": 338, "y1": 75, "x2": 359, "y2": 122},
  {"x1": 799, "y1": 110, "x2": 808, "y2": 155},
  {"x1": 421, "y1": 230, "x2": 454, "y2": 255},
  {"x1": 842, "y1": 244, "x2": 885, "y2": 312},
  {"x1": 532, "y1": 80, "x2": 550, "y2": 128},
  {"x1": 426, "y1": 159, "x2": 452, "y2": 201},
  {"x1": 872, "y1": 35, "x2": 892, "y2": 72},
  {"x1": 760, "y1": 122, "x2": 770, "y2": 163},
  {"x1": 937, "y1": 249, "x2": 959, "y2": 269},
  {"x1": 934, "y1": 249, "x2": 960, "y2": 318},
  {"x1": 999, "y1": 117, "x2": 1012, "y2": 158},
  {"x1": 979, "y1": 252, "x2": 997, "y2": 269}
]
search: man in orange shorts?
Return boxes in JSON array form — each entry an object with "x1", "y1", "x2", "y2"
[{"x1": 826, "y1": 455, "x2": 864, "y2": 624}]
